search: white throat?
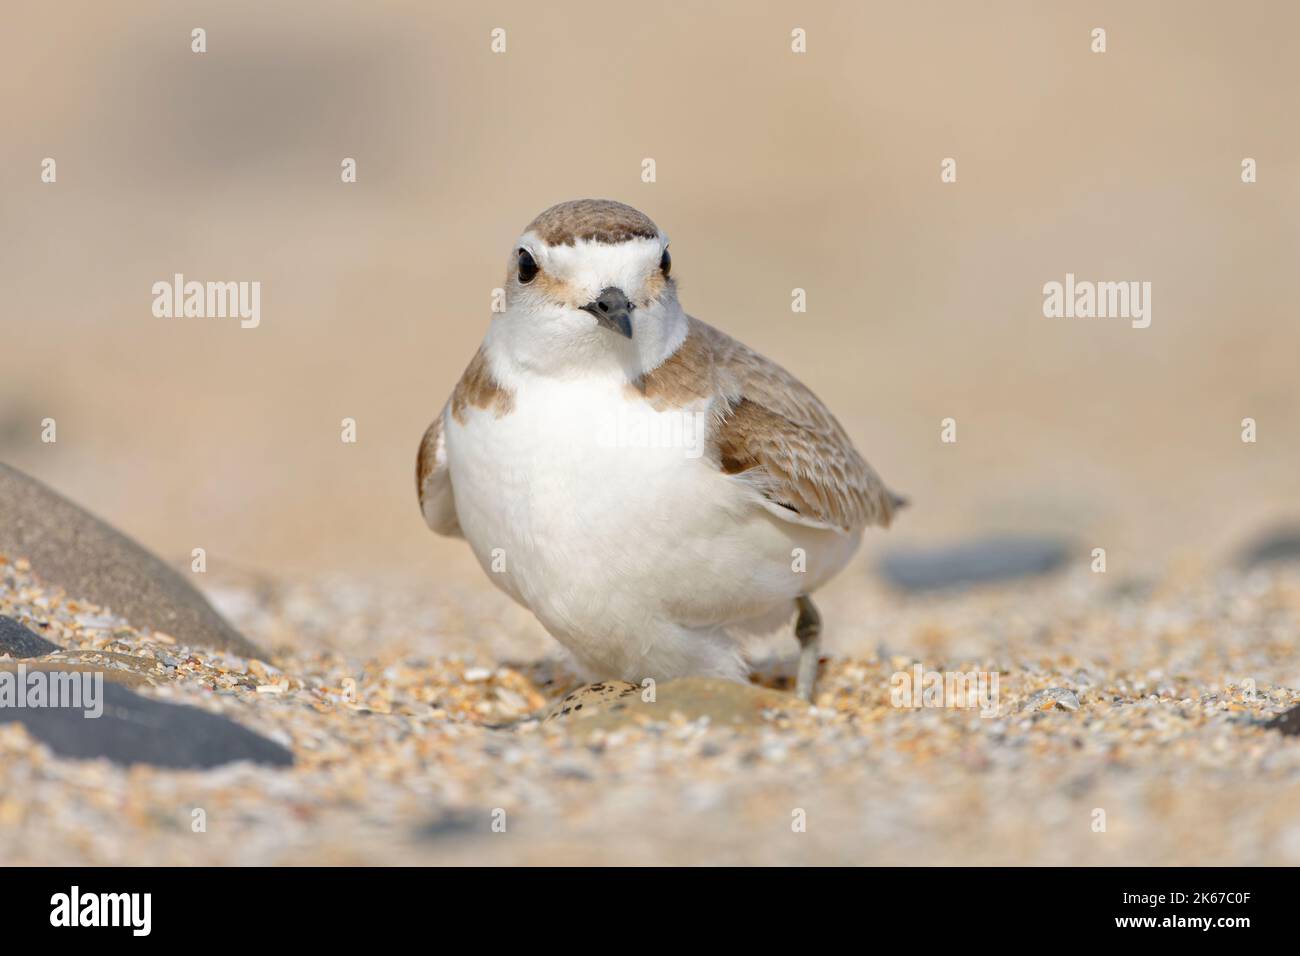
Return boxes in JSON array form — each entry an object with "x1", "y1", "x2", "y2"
[{"x1": 484, "y1": 304, "x2": 689, "y2": 388}]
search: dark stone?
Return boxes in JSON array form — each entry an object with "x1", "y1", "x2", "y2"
[
  {"x1": 0, "y1": 463, "x2": 263, "y2": 658},
  {"x1": 1265, "y1": 705, "x2": 1300, "y2": 737},
  {"x1": 878, "y1": 534, "x2": 1072, "y2": 592},
  {"x1": 418, "y1": 809, "x2": 480, "y2": 840},
  {"x1": 0, "y1": 615, "x2": 61, "y2": 658},
  {"x1": 1238, "y1": 526, "x2": 1300, "y2": 569},
  {"x1": 0, "y1": 668, "x2": 293, "y2": 769}
]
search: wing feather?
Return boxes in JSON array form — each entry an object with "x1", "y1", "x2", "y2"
[
  {"x1": 686, "y1": 319, "x2": 904, "y2": 533},
  {"x1": 416, "y1": 405, "x2": 462, "y2": 537}
]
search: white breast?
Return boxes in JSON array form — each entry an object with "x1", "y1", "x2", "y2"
[{"x1": 443, "y1": 375, "x2": 859, "y2": 680}]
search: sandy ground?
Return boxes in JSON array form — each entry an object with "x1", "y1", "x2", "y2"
[{"x1": 3, "y1": 549, "x2": 1298, "y2": 866}]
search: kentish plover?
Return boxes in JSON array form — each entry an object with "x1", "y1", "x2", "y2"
[{"x1": 418, "y1": 199, "x2": 905, "y2": 700}]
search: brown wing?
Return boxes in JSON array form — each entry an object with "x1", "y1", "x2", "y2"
[
  {"x1": 690, "y1": 318, "x2": 904, "y2": 533},
  {"x1": 416, "y1": 405, "x2": 461, "y2": 537}
]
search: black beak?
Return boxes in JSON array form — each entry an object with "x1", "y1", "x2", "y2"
[{"x1": 580, "y1": 287, "x2": 634, "y2": 339}]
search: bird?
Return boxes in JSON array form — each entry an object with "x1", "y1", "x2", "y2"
[{"x1": 417, "y1": 199, "x2": 904, "y2": 701}]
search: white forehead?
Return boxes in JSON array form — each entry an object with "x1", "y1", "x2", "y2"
[{"x1": 522, "y1": 233, "x2": 666, "y2": 291}]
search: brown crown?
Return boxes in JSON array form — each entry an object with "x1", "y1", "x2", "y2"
[{"x1": 525, "y1": 199, "x2": 660, "y2": 247}]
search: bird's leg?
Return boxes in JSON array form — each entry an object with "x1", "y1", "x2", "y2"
[{"x1": 794, "y1": 595, "x2": 822, "y2": 703}]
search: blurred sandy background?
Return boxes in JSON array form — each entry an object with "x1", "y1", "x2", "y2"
[{"x1": 2, "y1": 0, "x2": 1298, "y2": 587}]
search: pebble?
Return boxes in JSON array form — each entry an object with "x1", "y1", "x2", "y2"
[
  {"x1": 1238, "y1": 526, "x2": 1300, "y2": 569},
  {"x1": 0, "y1": 672, "x2": 293, "y2": 770},
  {"x1": 0, "y1": 615, "x2": 61, "y2": 659},
  {"x1": 1023, "y1": 688, "x2": 1081, "y2": 712},
  {"x1": 1266, "y1": 705, "x2": 1300, "y2": 737},
  {"x1": 878, "y1": 534, "x2": 1072, "y2": 592},
  {"x1": 0, "y1": 464, "x2": 264, "y2": 657}
]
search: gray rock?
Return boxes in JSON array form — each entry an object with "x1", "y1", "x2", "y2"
[
  {"x1": 1265, "y1": 705, "x2": 1300, "y2": 736},
  {"x1": 1238, "y1": 526, "x2": 1300, "y2": 569},
  {"x1": 0, "y1": 463, "x2": 263, "y2": 658},
  {"x1": 0, "y1": 615, "x2": 61, "y2": 658},
  {"x1": 0, "y1": 667, "x2": 293, "y2": 769},
  {"x1": 878, "y1": 534, "x2": 1071, "y2": 592},
  {"x1": 418, "y1": 809, "x2": 482, "y2": 841}
]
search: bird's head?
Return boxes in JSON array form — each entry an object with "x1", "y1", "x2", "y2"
[{"x1": 489, "y1": 199, "x2": 684, "y2": 377}]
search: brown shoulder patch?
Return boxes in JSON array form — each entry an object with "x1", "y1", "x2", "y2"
[
  {"x1": 416, "y1": 406, "x2": 462, "y2": 537},
  {"x1": 636, "y1": 326, "x2": 715, "y2": 407},
  {"x1": 713, "y1": 398, "x2": 772, "y2": 475},
  {"x1": 527, "y1": 199, "x2": 659, "y2": 247},
  {"x1": 451, "y1": 349, "x2": 514, "y2": 424},
  {"x1": 416, "y1": 414, "x2": 443, "y2": 496}
]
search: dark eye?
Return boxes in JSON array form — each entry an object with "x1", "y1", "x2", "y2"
[
  {"x1": 517, "y1": 248, "x2": 539, "y2": 283},
  {"x1": 660, "y1": 248, "x2": 671, "y2": 276}
]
